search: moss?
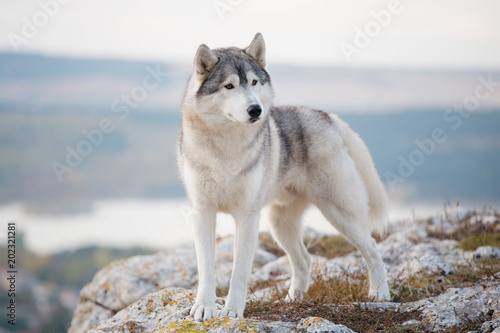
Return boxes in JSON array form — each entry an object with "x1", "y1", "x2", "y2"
[
  {"x1": 259, "y1": 232, "x2": 357, "y2": 259},
  {"x1": 458, "y1": 233, "x2": 500, "y2": 251},
  {"x1": 162, "y1": 320, "x2": 206, "y2": 333},
  {"x1": 146, "y1": 299, "x2": 157, "y2": 313},
  {"x1": 103, "y1": 320, "x2": 145, "y2": 333},
  {"x1": 306, "y1": 235, "x2": 357, "y2": 259},
  {"x1": 161, "y1": 296, "x2": 173, "y2": 307},
  {"x1": 158, "y1": 317, "x2": 262, "y2": 333},
  {"x1": 259, "y1": 232, "x2": 285, "y2": 257},
  {"x1": 236, "y1": 319, "x2": 259, "y2": 332}
]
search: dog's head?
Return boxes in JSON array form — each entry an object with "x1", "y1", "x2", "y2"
[{"x1": 189, "y1": 33, "x2": 274, "y2": 124}]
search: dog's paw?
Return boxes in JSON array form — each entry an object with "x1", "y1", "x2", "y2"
[
  {"x1": 284, "y1": 287, "x2": 304, "y2": 303},
  {"x1": 369, "y1": 288, "x2": 391, "y2": 301},
  {"x1": 218, "y1": 307, "x2": 242, "y2": 319},
  {"x1": 190, "y1": 303, "x2": 217, "y2": 322}
]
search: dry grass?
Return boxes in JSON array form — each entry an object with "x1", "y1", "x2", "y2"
[
  {"x1": 426, "y1": 205, "x2": 500, "y2": 248},
  {"x1": 245, "y1": 300, "x2": 427, "y2": 333},
  {"x1": 391, "y1": 258, "x2": 500, "y2": 303},
  {"x1": 248, "y1": 206, "x2": 500, "y2": 332},
  {"x1": 303, "y1": 269, "x2": 371, "y2": 305},
  {"x1": 259, "y1": 232, "x2": 285, "y2": 257},
  {"x1": 458, "y1": 233, "x2": 500, "y2": 251},
  {"x1": 246, "y1": 272, "x2": 427, "y2": 332},
  {"x1": 259, "y1": 232, "x2": 357, "y2": 259},
  {"x1": 245, "y1": 260, "x2": 498, "y2": 332},
  {"x1": 306, "y1": 235, "x2": 357, "y2": 258},
  {"x1": 216, "y1": 286, "x2": 229, "y2": 298}
]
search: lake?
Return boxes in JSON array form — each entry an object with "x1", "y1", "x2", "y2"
[{"x1": 0, "y1": 199, "x2": 460, "y2": 255}]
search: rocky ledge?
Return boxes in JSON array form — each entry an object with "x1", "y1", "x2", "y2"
[{"x1": 69, "y1": 208, "x2": 500, "y2": 333}]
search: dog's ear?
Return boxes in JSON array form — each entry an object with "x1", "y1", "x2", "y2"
[
  {"x1": 194, "y1": 44, "x2": 219, "y2": 80},
  {"x1": 245, "y1": 33, "x2": 266, "y2": 68}
]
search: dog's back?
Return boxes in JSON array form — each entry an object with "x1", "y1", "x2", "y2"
[
  {"x1": 267, "y1": 105, "x2": 389, "y2": 233},
  {"x1": 178, "y1": 33, "x2": 390, "y2": 322}
]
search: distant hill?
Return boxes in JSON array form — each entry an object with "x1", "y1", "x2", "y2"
[
  {"x1": 1, "y1": 53, "x2": 500, "y2": 113},
  {"x1": 0, "y1": 53, "x2": 499, "y2": 212},
  {"x1": 342, "y1": 111, "x2": 500, "y2": 203},
  {"x1": 0, "y1": 53, "x2": 183, "y2": 112},
  {"x1": 0, "y1": 108, "x2": 498, "y2": 213}
]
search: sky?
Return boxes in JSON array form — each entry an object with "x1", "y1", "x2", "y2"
[{"x1": 0, "y1": 0, "x2": 500, "y2": 69}]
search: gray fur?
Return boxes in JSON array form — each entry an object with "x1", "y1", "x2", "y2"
[
  {"x1": 177, "y1": 33, "x2": 390, "y2": 322},
  {"x1": 197, "y1": 48, "x2": 270, "y2": 96}
]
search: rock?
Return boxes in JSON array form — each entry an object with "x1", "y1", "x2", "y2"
[
  {"x1": 69, "y1": 239, "x2": 277, "y2": 333},
  {"x1": 251, "y1": 256, "x2": 291, "y2": 285},
  {"x1": 406, "y1": 284, "x2": 500, "y2": 330},
  {"x1": 69, "y1": 250, "x2": 200, "y2": 333},
  {"x1": 401, "y1": 319, "x2": 421, "y2": 327},
  {"x1": 296, "y1": 317, "x2": 357, "y2": 333},
  {"x1": 70, "y1": 208, "x2": 500, "y2": 332},
  {"x1": 493, "y1": 309, "x2": 500, "y2": 321},
  {"x1": 81, "y1": 283, "x2": 500, "y2": 333},
  {"x1": 376, "y1": 224, "x2": 469, "y2": 280},
  {"x1": 88, "y1": 287, "x2": 295, "y2": 332},
  {"x1": 480, "y1": 320, "x2": 500, "y2": 333},
  {"x1": 68, "y1": 301, "x2": 114, "y2": 333},
  {"x1": 473, "y1": 246, "x2": 500, "y2": 259},
  {"x1": 354, "y1": 302, "x2": 401, "y2": 311}
]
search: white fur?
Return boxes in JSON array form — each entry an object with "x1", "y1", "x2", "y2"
[{"x1": 178, "y1": 33, "x2": 390, "y2": 322}]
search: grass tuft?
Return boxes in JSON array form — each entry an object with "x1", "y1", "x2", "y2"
[
  {"x1": 306, "y1": 235, "x2": 357, "y2": 259},
  {"x1": 259, "y1": 232, "x2": 285, "y2": 257},
  {"x1": 249, "y1": 207, "x2": 500, "y2": 332},
  {"x1": 245, "y1": 258, "x2": 499, "y2": 332},
  {"x1": 259, "y1": 232, "x2": 357, "y2": 259},
  {"x1": 458, "y1": 233, "x2": 500, "y2": 251},
  {"x1": 245, "y1": 300, "x2": 426, "y2": 333},
  {"x1": 426, "y1": 205, "x2": 500, "y2": 250},
  {"x1": 303, "y1": 269, "x2": 370, "y2": 304}
]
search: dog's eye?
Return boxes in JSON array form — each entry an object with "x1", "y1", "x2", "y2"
[
  {"x1": 252, "y1": 80, "x2": 258, "y2": 86},
  {"x1": 224, "y1": 84, "x2": 234, "y2": 89}
]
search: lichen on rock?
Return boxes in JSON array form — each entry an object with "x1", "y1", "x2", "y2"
[{"x1": 69, "y1": 208, "x2": 500, "y2": 333}]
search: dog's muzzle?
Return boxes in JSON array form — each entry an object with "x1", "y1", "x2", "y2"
[{"x1": 247, "y1": 104, "x2": 262, "y2": 123}]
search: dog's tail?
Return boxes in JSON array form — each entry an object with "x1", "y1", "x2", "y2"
[{"x1": 331, "y1": 114, "x2": 390, "y2": 233}]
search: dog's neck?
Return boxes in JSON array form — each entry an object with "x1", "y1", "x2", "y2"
[{"x1": 181, "y1": 106, "x2": 267, "y2": 160}]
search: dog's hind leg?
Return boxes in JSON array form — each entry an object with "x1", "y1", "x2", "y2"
[
  {"x1": 308, "y1": 152, "x2": 390, "y2": 301},
  {"x1": 318, "y1": 206, "x2": 390, "y2": 301},
  {"x1": 268, "y1": 197, "x2": 311, "y2": 301}
]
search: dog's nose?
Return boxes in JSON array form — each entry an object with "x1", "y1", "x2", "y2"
[{"x1": 247, "y1": 104, "x2": 262, "y2": 120}]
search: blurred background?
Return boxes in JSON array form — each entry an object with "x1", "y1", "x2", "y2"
[{"x1": 0, "y1": 0, "x2": 499, "y2": 331}]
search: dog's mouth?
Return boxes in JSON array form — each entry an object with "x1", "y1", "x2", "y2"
[{"x1": 248, "y1": 116, "x2": 260, "y2": 123}]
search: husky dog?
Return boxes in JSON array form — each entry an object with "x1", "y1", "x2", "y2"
[{"x1": 177, "y1": 33, "x2": 390, "y2": 321}]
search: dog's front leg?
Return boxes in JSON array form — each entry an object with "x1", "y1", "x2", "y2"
[
  {"x1": 189, "y1": 208, "x2": 217, "y2": 321},
  {"x1": 219, "y1": 212, "x2": 260, "y2": 318}
]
